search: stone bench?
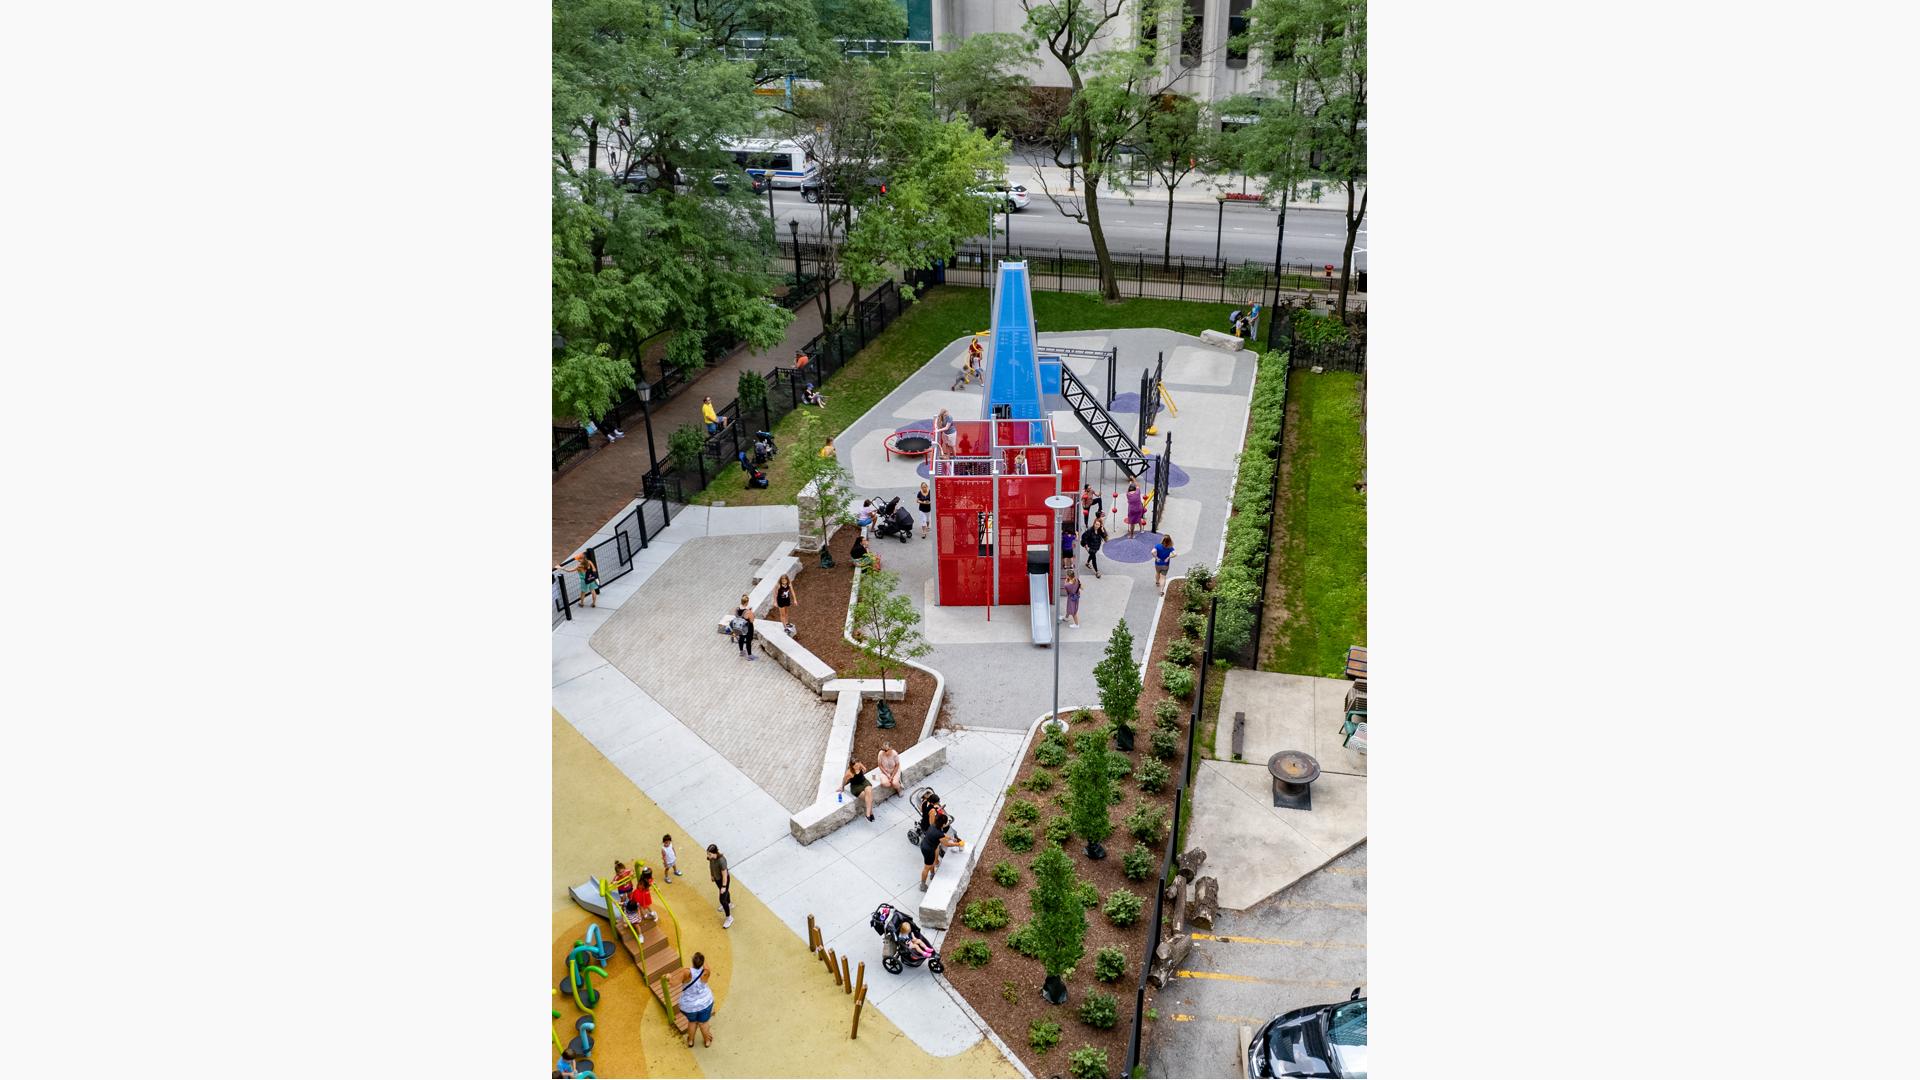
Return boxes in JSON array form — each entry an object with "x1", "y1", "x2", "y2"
[
  {"x1": 812, "y1": 679, "x2": 909, "y2": 803},
  {"x1": 756, "y1": 623, "x2": 835, "y2": 693},
  {"x1": 752, "y1": 541, "x2": 800, "y2": 584},
  {"x1": 919, "y1": 838, "x2": 977, "y2": 930},
  {"x1": 790, "y1": 738, "x2": 946, "y2": 845},
  {"x1": 1199, "y1": 328, "x2": 1247, "y2": 351}
]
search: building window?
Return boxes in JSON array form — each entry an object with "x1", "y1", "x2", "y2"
[
  {"x1": 1227, "y1": 0, "x2": 1251, "y2": 68},
  {"x1": 1181, "y1": 0, "x2": 1204, "y2": 67}
]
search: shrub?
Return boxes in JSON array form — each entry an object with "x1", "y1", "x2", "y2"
[
  {"x1": 1008, "y1": 921, "x2": 1042, "y2": 958},
  {"x1": 1007, "y1": 799, "x2": 1042, "y2": 824},
  {"x1": 1029, "y1": 1019, "x2": 1062, "y2": 1052},
  {"x1": 1035, "y1": 739, "x2": 1068, "y2": 767},
  {"x1": 1079, "y1": 991, "x2": 1119, "y2": 1029},
  {"x1": 953, "y1": 939, "x2": 992, "y2": 968},
  {"x1": 1150, "y1": 727, "x2": 1180, "y2": 761},
  {"x1": 1075, "y1": 878, "x2": 1101, "y2": 908},
  {"x1": 1093, "y1": 946, "x2": 1127, "y2": 982},
  {"x1": 1160, "y1": 662, "x2": 1195, "y2": 699},
  {"x1": 1025, "y1": 768, "x2": 1055, "y2": 792},
  {"x1": 1045, "y1": 816, "x2": 1074, "y2": 846},
  {"x1": 1126, "y1": 802, "x2": 1167, "y2": 844},
  {"x1": 1073, "y1": 708, "x2": 1095, "y2": 724},
  {"x1": 1182, "y1": 582, "x2": 1206, "y2": 614},
  {"x1": 1210, "y1": 350, "x2": 1289, "y2": 654},
  {"x1": 1137, "y1": 756, "x2": 1172, "y2": 794},
  {"x1": 1164, "y1": 637, "x2": 1195, "y2": 667},
  {"x1": 1107, "y1": 756, "x2": 1133, "y2": 781},
  {"x1": 736, "y1": 369, "x2": 768, "y2": 410},
  {"x1": 1295, "y1": 312, "x2": 1350, "y2": 346},
  {"x1": 1186, "y1": 562, "x2": 1215, "y2": 590},
  {"x1": 991, "y1": 861, "x2": 1021, "y2": 887},
  {"x1": 1122, "y1": 841, "x2": 1156, "y2": 880},
  {"x1": 1068, "y1": 1046, "x2": 1110, "y2": 1078},
  {"x1": 1104, "y1": 888, "x2": 1145, "y2": 926},
  {"x1": 1154, "y1": 700, "x2": 1181, "y2": 730},
  {"x1": 667, "y1": 424, "x2": 708, "y2": 472},
  {"x1": 1003, "y1": 821, "x2": 1036, "y2": 852},
  {"x1": 962, "y1": 897, "x2": 1010, "y2": 932},
  {"x1": 1002, "y1": 980, "x2": 1019, "y2": 1004},
  {"x1": 1179, "y1": 610, "x2": 1205, "y2": 638}
]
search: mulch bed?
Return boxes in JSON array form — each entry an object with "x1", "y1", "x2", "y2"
[
  {"x1": 785, "y1": 524, "x2": 936, "y2": 772},
  {"x1": 941, "y1": 579, "x2": 1199, "y2": 1078}
]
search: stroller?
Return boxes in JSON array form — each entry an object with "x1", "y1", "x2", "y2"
[
  {"x1": 873, "y1": 496, "x2": 914, "y2": 543},
  {"x1": 752, "y1": 431, "x2": 777, "y2": 465},
  {"x1": 870, "y1": 902, "x2": 944, "y2": 975},
  {"x1": 905, "y1": 787, "x2": 958, "y2": 847}
]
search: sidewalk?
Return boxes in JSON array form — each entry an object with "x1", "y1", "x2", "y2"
[
  {"x1": 1005, "y1": 161, "x2": 1364, "y2": 212},
  {"x1": 552, "y1": 279, "x2": 857, "y2": 564}
]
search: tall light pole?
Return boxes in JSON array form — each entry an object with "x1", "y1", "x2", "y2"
[
  {"x1": 1045, "y1": 493, "x2": 1076, "y2": 733},
  {"x1": 637, "y1": 380, "x2": 660, "y2": 481}
]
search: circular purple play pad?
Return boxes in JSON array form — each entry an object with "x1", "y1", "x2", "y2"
[{"x1": 1098, "y1": 534, "x2": 1162, "y2": 563}]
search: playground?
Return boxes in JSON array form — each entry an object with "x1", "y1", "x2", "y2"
[
  {"x1": 551, "y1": 264, "x2": 1272, "y2": 1073},
  {"x1": 830, "y1": 262, "x2": 1261, "y2": 732}
]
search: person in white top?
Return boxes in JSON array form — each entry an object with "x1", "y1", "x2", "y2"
[
  {"x1": 674, "y1": 951, "x2": 717, "y2": 1047},
  {"x1": 661, "y1": 834, "x2": 684, "y2": 882}
]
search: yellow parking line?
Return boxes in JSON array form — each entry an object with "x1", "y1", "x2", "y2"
[
  {"x1": 1191, "y1": 933, "x2": 1366, "y2": 948},
  {"x1": 1167, "y1": 1012, "x2": 1267, "y2": 1024},
  {"x1": 1175, "y1": 970, "x2": 1355, "y2": 988}
]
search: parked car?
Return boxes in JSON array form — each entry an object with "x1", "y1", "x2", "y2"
[
  {"x1": 613, "y1": 167, "x2": 764, "y2": 195},
  {"x1": 972, "y1": 184, "x2": 1030, "y2": 212},
  {"x1": 1247, "y1": 991, "x2": 1366, "y2": 1078},
  {"x1": 801, "y1": 174, "x2": 889, "y2": 204}
]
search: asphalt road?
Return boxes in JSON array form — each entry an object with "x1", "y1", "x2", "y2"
[
  {"x1": 1145, "y1": 843, "x2": 1368, "y2": 1079},
  {"x1": 765, "y1": 188, "x2": 1367, "y2": 270}
]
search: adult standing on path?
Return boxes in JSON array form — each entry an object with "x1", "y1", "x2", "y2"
[
  {"x1": 673, "y1": 951, "x2": 717, "y2": 1047},
  {"x1": 1081, "y1": 515, "x2": 1106, "y2": 579},
  {"x1": 774, "y1": 574, "x2": 797, "y2": 634},
  {"x1": 917, "y1": 482, "x2": 932, "y2": 537},
  {"x1": 1152, "y1": 534, "x2": 1177, "y2": 596},
  {"x1": 733, "y1": 593, "x2": 757, "y2": 660},
  {"x1": 705, "y1": 845, "x2": 733, "y2": 929},
  {"x1": 1059, "y1": 518, "x2": 1075, "y2": 574},
  {"x1": 1124, "y1": 479, "x2": 1146, "y2": 539},
  {"x1": 917, "y1": 809, "x2": 964, "y2": 891}
]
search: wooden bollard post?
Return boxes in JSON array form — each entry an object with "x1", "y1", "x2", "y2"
[
  {"x1": 818, "y1": 947, "x2": 833, "y2": 977},
  {"x1": 854, "y1": 961, "x2": 865, "y2": 1003},
  {"x1": 828, "y1": 948, "x2": 843, "y2": 985},
  {"x1": 850, "y1": 984, "x2": 868, "y2": 1039},
  {"x1": 807, "y1": 914, "x2": 818, "y2": 953},
  {"x1": 841, "y1": 953, "x2": 851, "y2": 993}
]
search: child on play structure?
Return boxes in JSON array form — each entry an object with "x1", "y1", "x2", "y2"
[{"x1": 633, "y1": 866, "x2": 659, "y2": 924}]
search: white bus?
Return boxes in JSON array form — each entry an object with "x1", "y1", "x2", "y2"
[{"x1": 723, "y1": 138, "x2": 818, "y2": 189}]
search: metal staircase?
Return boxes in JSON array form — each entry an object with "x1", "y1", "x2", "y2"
[{"x1": 1059, "y1": 361, "x2": 1148, "y2": 478}]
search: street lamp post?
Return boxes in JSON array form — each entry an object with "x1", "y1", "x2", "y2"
[
  {"x1": 789, "y1": 219, "x2": 803, "y2": 284},
  {"x1": 1215, "y1": 196, "x2": 1226, "y2": 268},
  {"x1": 1045, "y1": 493, "x2": 1077, "y2": 734}
]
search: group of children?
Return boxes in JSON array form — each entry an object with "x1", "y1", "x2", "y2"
[
  {"x1": 610, "y1": 835, "x2": 688, "y2": 926},
  {"x1": 951, "y1": 336, "x2": 984, "y2": 391}
]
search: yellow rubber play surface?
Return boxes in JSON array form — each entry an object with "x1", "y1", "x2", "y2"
[{"x1": 552, "y1": 711, "x2": 1019, "y2": 1078}]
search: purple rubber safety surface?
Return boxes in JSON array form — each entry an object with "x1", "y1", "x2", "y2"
[
  {"x1": 1098, "y1": 533, "x2": 1166, "y2": 564},
  {"x1": 1106, "y1": 392, "x2": 1141, "y2": 413}
]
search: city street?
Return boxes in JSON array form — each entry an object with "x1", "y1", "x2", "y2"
[
  {"x1": 1146, "y1": 843, "x2": 1368, "y2": 1079},
  {"x1": 766, "y1": 187, "x2": 1367, "y2": 270}
]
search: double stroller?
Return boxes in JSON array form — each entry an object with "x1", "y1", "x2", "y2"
[
  {"x1": 870, "y1": 902, "x2": 944, "y2": 975},
  {"x1": 873, "y1": 496, "x2": 915, "y2": 543},
  {"x1": 751, "y1": 431, "x2": 777, "y2": 465}
]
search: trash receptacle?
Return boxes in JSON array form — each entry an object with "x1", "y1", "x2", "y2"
[{"x1": 1357, "y1": 270, "x2": 1368, "y2": 293}]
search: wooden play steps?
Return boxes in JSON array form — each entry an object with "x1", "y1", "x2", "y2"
[{"x1": 622, "y1": 907, "x2": 688, "y2": 1033}]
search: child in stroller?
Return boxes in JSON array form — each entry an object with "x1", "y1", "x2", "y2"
[
  {"x1": 752, "y1": 431, "x2": 777, "y2": 464},
  {"x1": 873, "y1": 496, "x2": 915, "y2": 542},
  {"x1": 870, "y1": 903, "x2": 944, "y2": 974},
  {"x1": 737, "y1": 452, "x2": 770, "y2": 489}
]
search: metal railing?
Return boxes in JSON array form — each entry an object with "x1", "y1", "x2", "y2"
[{"x1": 552, "y1": 493, "x2": 679, "y2": 628}]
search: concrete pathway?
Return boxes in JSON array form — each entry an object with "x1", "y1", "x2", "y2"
[
  {"x1": 553, "y1": 713, "x2": 1020, "y2": 1078},
  {"x1": 555, "y1": 502, "x2": 1032, "y2": 1059}
]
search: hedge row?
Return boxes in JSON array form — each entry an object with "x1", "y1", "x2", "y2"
[{"x1": 1211, "y1": 349, "x2": 1290, "y2": 653}]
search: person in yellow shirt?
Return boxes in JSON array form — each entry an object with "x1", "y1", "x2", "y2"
[
  {"x1": 702, "y1": 396, "x2": 720, "y2": 433},
  {"x1": 818, "y1": 435, "x2": 836, "y2": 459}
]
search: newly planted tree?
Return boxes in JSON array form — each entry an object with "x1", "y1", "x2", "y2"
[
  {"x1": 1028, "y1": 841, "x2": 1087, "y2": 1004},
  {"x1": 795, "y1": 411, "x2": 857, "y2": 565},
  {"x1": 1093, "y1": 618, "x2": 1142, "y2": 749},
  {"x1": 850, "y1": 566, "x2": 932, "y2": 725},
  {"x1": 1066, "y1": 727, "x2": 1118, "y2": 858}
]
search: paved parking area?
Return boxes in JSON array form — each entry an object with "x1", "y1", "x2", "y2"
[{"x1": 1146, "y1": 843, "x2": 1367, "y2": 1079}]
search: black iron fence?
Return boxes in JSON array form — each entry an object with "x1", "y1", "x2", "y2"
[
  {"x1": 552, "y1": 492, "x2": 679, "y2": 627},
  {"x1": 1125, "y1": 594, "x2": 1218, "y2": 1075}
]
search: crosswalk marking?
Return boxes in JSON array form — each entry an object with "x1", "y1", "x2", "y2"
[{"x1": 1191, "y1": 933, "x2": 1366, "y2": 948}]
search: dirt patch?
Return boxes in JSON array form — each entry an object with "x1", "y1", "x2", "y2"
[
  {"x1": 785, "y1": 524, "x2": 937, "y2": 771},
  {"x1": 941, "y1": 580, "x2": 1200, "y2": 1077}
]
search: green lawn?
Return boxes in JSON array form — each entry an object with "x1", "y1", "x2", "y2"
[
  {"x1": 1264, "y1": 370, "x2": 1367, "y2": 677},
  {"x1": 696, "y1": 285, "x2": 1239, "y2": 504}
]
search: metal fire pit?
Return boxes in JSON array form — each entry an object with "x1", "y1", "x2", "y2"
[{"x1": 1268, "y1": 750, "x2": 1322, "y2": 810}]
